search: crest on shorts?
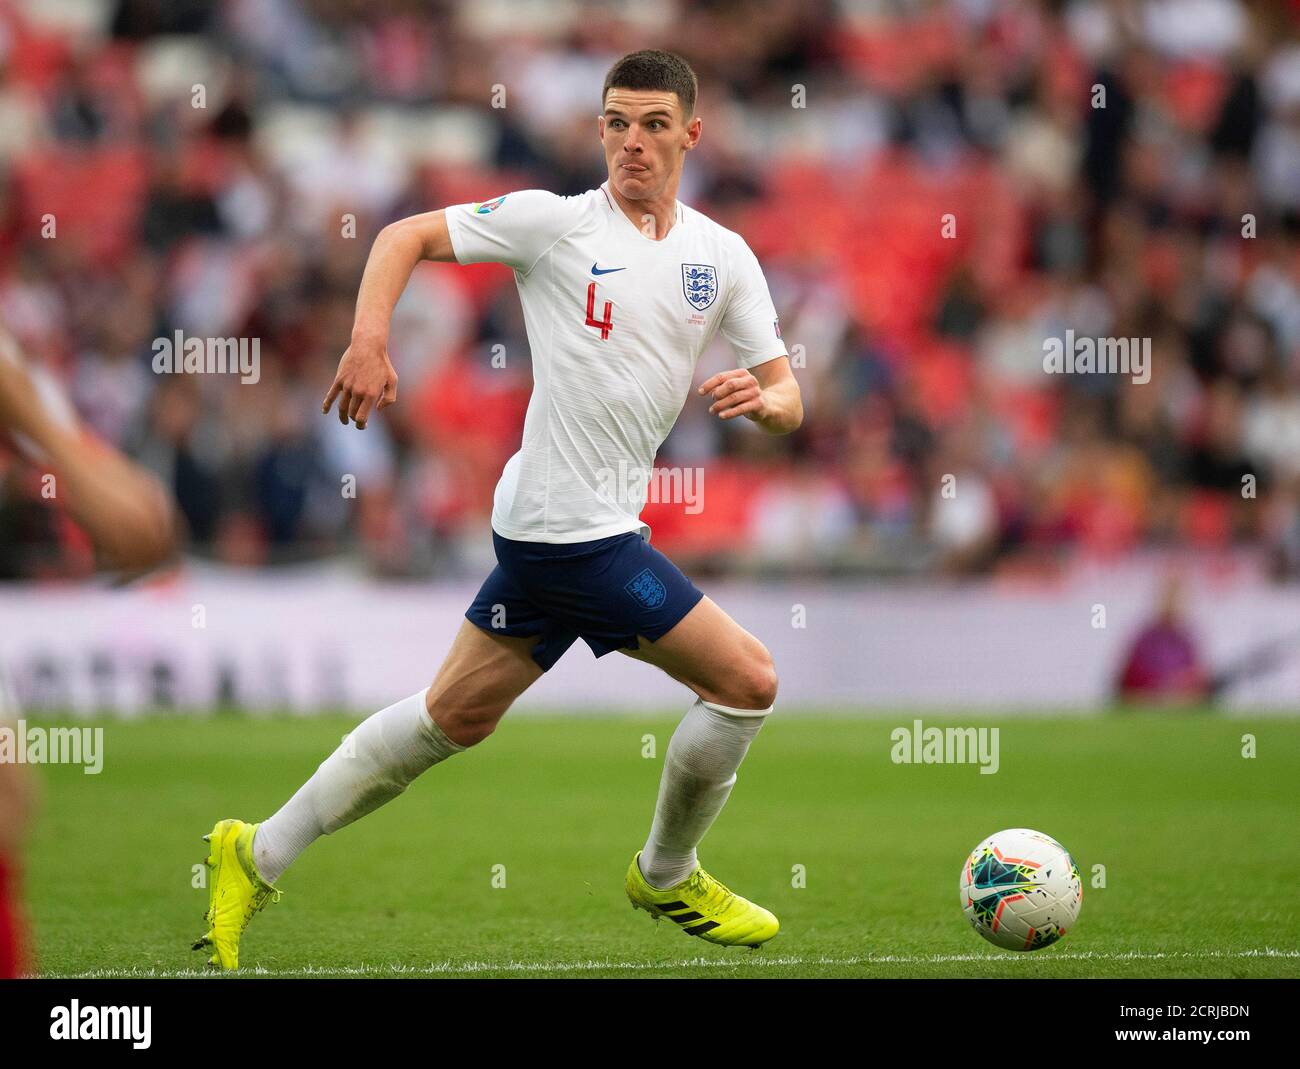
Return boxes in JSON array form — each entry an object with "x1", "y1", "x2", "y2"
[
  {"x1": 625, "y1": 568, "x2": 667, "y2": 610},
  {"x1": 681, "y1": 264, "x2": 718, "y2": 311}
]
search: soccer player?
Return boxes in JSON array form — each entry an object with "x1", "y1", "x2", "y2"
[
  {"x1": 0, "y1": 325, "x2": 178, "y2": 976},
  {"x1": 196, "y1": 50, "x2": 802, "y2": 968}
]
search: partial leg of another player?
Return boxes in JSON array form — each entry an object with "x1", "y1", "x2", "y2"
[
  {"x1": 620, "y1": 595, "x2": 781, "y2": 947},
  {"x1": 194, "y1": 620, "x2": 544, "y2": 968},
  {"x1": 0, "y1": 662, "x2": 34, "y2": 978}
]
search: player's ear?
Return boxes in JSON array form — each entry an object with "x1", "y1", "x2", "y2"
[{"x1": 684, "y1": 115, "x2": 701, "y2": 150}]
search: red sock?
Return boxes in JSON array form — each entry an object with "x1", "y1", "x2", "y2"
[{"x1": 0, "y1": 855, "x2": 30, "y2": 978}]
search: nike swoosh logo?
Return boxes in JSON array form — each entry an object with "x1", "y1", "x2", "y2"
[{"x1": 591, "y1": 264, "x2": 626, "y2": 275}]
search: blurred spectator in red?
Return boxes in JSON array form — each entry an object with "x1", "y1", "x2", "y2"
[{"x1": 1114, "y1": 574, "x2": 1210, "y2": 705}]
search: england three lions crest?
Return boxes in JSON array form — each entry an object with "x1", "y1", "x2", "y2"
[{"x1": 681, "y1": 263, "x2": 718, "y2": 311}]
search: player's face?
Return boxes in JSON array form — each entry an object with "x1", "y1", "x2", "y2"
[{"x1": 599, "y1": 89, "x2": 700, "y2": 201}]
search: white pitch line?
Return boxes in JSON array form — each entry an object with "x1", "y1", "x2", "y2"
[{"x1": 41, "y1": 947, "x2": 1300, "y2": 979}]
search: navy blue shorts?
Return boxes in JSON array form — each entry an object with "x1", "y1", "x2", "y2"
[{"x1": 465, "y1": 530, "x2": 705, "y2": 671}]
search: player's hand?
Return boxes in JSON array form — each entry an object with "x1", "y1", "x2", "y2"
[
  {"x1": 698, "y1": 368, "x2": 766, "y2": 421},
  {"x1": 322, "y1": 339, "x2": 398, "y2": 430}
]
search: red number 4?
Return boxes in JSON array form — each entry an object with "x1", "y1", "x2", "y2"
[{"x1": 584, "y1": 282, "x2": 613, "y2": 339}]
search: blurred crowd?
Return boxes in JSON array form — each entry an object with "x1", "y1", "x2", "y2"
[{"x1": 1, "y1": 0, "x2": 1299, "y2": 580}]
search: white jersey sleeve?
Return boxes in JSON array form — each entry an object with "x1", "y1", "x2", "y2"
[
  {"x1": 444, "y1": 189, "x2": 584, "y2": 275},
  {"x1": 720, "y1": 236, "x2": 788, "y2": 369}
]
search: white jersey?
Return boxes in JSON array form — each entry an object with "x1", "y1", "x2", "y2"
[{"x1": 444, "y1": 182, "x2": 787, "y2": 543}]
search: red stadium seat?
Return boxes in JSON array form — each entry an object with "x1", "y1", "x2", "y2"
[{"x1": 13, "y1": 147, "x2": 149, "y2": 265}]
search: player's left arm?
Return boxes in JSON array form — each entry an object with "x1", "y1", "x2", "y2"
[
  {"x1": 707, "y1": 236, "x2": 803, "y2": 434},
  {"x1": 698, "y1": 355, "x2": 802, "y2": 434}
]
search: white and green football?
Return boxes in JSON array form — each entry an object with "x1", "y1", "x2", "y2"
[{"x1": 960, "y1": 828, "x2": 1082, "y2": 951}]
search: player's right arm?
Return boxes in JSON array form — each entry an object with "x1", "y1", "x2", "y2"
[
  {"x1": 326, "y1": 191, "x2": 578, "y2": 429},
  {"x1": 324, "y1": 209, "x2": 455, "y2": 430}
]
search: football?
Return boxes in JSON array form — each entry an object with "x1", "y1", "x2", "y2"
[{"x1": 960, "y1": 828, "x2": 1083, "y2": 951}]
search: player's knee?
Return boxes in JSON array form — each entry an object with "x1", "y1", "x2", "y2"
[
  {"x1": 425, "y1": 692, "x2": 505, "y2": 747},
  {"x1": 725, "y1": 645, "x2": 778, "y2": 711},
  {"x1": 433, "y1": 708, "x2": 499, "y2": 747},
  {"x1": 751, "y1": 649, "x2": 779, "y2": 709}
]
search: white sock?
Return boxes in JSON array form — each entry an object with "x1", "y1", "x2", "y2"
[
  {"x1": 638, "y1": 696, "x2": 771, "y2": 889},
  {"x1": 252, "y1": 688, "x2": 466, "y2": 883}
]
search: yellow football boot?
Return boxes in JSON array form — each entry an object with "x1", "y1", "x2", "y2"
[
  {"x1": 626, "y1": 850, "x2": 779, "y2": 948},
  {"x1": 191, "y1": 818, "x2": 281, "y2": 970}
]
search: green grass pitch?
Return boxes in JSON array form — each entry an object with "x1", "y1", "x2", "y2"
[{"x1": 22, "y1": 711, "x2": 1300, "y2": 978}]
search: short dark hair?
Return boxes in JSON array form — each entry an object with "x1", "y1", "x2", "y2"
[{"x1": 602, "y1": 49, "x2": 698, "y2": 118}]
